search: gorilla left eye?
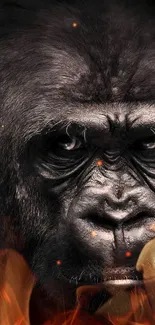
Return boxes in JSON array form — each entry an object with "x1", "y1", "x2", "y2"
[
  {"x1": 140, "y1": 138, "x2": 155, "y2": 150},
  {"x1": 133, "y1": 137, "x2": 155, "y2": 152},
  {"x1": 57, "y1": 135, "x2": 82, "y2": 151},
  {"x1": 142, "y1": 142, "x2": 155, "y2": 150}
]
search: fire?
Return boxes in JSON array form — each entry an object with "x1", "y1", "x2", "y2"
[
  {"x1": 0, "y1": 249, "x2": 35, "y2": 325},
  {"x1": 1, "y1": 246, "x2": 155, "y2": 325}
]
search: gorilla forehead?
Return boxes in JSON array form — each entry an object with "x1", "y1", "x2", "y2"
[
  {"x1": 39, "y1": 0, "x2": 155, "y2": 103},
  {"x1": 1, "y1": 0, "x2": 155, "y2": 146}
]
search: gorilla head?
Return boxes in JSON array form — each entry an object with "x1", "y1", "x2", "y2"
[{"x1": 1, "y1": 0, "x2": 155, "y2": 320}]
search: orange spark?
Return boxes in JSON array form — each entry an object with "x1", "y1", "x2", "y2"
[
  {"x1": 91, "y1": 231, "x2": 97, "y2": 237},
  {"x1": 125, "y1": 251, "x2": 132, "y2": 257},
  {"x1": 56, "y1": 260, "x2": 62, "y2": 265},
  {"x1": 72, "y1": 22, "x2": 78, "y2": 28},
  {"x1": 96, "y1": 160, "x2": 103, "y2": 166}
]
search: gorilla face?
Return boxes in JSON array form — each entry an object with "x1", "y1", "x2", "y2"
[{"x1": 1, "y1": 0, "x2": 155, "y2": 315}]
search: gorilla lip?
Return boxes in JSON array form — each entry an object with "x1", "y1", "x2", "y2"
[
  {"x1": 62, "y1": 266, "x2": 143, "y2": 288},
  {"x1": 102, "y1": 266, "x2": 143, "y2": 282},
  {"x1": 98, "y1": 267, "x2": 143, "y2": 294}
]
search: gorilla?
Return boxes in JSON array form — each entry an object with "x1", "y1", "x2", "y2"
[{"x1": 1, "y1": 0, "x2": 155, "y2": 322}]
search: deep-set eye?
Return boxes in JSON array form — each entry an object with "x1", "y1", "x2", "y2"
[
  {"x1": 141, "y1": 141, "x2": 155, "y2": 150},
  {"x1": 131, "y1": 136, "x2": 155, "y2": 156},
  {"x1": 140, "y1": 137, "x2": 155, "y2": 150},
  {"x1": 132, "y1": 136, "x2": 155, "y2": 157},
  {"x1": 57, "y1": 135, "x2": 82, "y2": 151}
]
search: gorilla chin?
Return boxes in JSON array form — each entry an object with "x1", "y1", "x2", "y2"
[{"x1": 1, "y1": 0, "x2": 155, "y2": 321}]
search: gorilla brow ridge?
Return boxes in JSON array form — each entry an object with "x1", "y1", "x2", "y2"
[{"x1": 65, "y1": 122, "x2": 88, "y2": 142}]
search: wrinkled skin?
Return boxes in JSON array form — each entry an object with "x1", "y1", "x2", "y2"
[{"x1": 1, "y1": 0, "x2": 155, "y2": 321}]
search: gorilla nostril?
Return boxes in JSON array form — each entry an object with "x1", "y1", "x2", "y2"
[
  {"x1": 82, "y1": 211, "x2": 116, "y2": 229},
  {"x1": 128, "y1": 199, "x2": 136, "y2": 209},
  {"x1": 115, "y1": 184, "x2": 124, "y2": 199},
  {"x1": 83, "y1": 199, "x2": 144, "y2": 227}
]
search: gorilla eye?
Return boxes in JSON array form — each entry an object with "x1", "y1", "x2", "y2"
[
  {"x1": 57, "y1": 135, "x2": 82, "y2": 151},
  {"x1": 141, "y1": 141, "x2": 155, "y2": 150},
  {"x1": 132, "y1": 136, "x2": 155, "y2": 153},
  {"x1": 139, "y1": 137, "x2": 155, "y2": 150}
]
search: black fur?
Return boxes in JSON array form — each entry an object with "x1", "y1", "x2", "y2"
[{"x1": 1, "y1": 0, "x2": 155, "y2": 322}]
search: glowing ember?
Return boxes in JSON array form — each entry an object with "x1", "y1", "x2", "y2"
[
  {"x1": 125, "y1": 251, "x2": 132, "y2": 257},
  {"x1": 97, "y1": 160, "x2": 103, "y2": 166},
  {"x1": 91, "y1": 231, "x2": 97, "y2": 237},
  {"x1": 72, "y1": 22, "x2": 78, "y2": 28},
  {"x1": 56, "y1": 260, "x2": 62, "y2": 265}
]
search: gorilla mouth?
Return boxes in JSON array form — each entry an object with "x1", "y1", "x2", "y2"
[
  {"x1": 62, "y1": 266, "x2": 143, "y2": 288},
  {"x1": 98, "y1": 267, "x2": 143, "y2": 297},
  {"x1": 102, "y1": 266, "x2": 143, "y2": 282}
]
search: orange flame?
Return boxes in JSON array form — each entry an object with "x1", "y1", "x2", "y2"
[
  {"x1": 0, "y1": 250, "x2": 35, "y2": 325},
  {"x1": 0, "y1": 250, "x2": 155, "y2": 325}
]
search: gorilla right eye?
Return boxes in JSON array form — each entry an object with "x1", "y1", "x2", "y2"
[
  {"x1": 42, "y1": 131, "x2": 89, "y2": 163},
  {"x1": 57, "y1": 135, "x2": 83, "y2": 151},
  {"x1": 132, "y1": 136, "x2": 155, "y2": 154},
  {"x1": 140, "y1": 137, "x2": 155, "y2": 151}
]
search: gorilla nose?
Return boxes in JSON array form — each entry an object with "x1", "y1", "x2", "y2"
[
  {"x1": 103, "y1": 206, "x2": 133, "y2": 225},
  {"x1": 81, "y1": 198, "x2": 139, "y2": 228},
  {"x1": 98, "y1": 181, "x2": 141, "y2": 225},
  {"x1": 72, "y1": 187, "x2": 142, "y2": 227},
  {"x1": 103, "y1": 197, "x2": 136, "y2": 224}
]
